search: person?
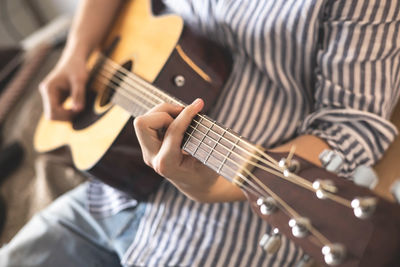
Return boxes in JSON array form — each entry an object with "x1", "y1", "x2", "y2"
[{"x1": 1, "y1": 0, "x2": 400, "y2": 266}]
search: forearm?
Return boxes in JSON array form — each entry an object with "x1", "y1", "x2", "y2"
[
  {"x1": 63, "y1": 0, "x2": 124, "y2": 60},
  {"x1": 270, "y1": 135, "x2": 329, "y2": 167}
]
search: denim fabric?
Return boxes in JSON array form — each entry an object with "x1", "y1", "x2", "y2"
[{"x1": 0, "y1": 183, "x2": 144, "y2": 267}]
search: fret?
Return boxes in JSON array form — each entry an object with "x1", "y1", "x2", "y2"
[
  {"x1": 183, "y1": 121, "x2": 244, "y2": 181},
  {"x1": 217, "y1": 133, "x2": 240, "y2": 174},
  {"x1": 183, "y1": 118, "x2": 200, "y2": 151},
  {"x1": 203, "y1": 120, "x2": 222, "y2": 164},
  {"x1": 183, "y1": 130, "x2": 237, "y2": 178},
  {"x1": 191, "y1": 116, "x2": 204, "y2": 155},
  {"x1": 184, "y1": 131, "x2": 201, "y2": 155},
  {"x1": 103, "y1": 58, "x2": 247, "y2": 180}
]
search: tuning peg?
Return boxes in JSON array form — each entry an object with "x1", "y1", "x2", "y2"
[
  {"x1": 353, "y1": 165, "x2": 378, "y2": 189},
  {"x1": 257, "y1": 197, "x2": 277, "y2": 215},
  {"x1": 351, "y1": 197, "x2": 377, "y2": 219},
  {"x1": 322, "y1": 243, "x2": 346, "y2": 266},
  {"x1": 312, "y1": 179, "x2": 338, "y2": 199},
  {"x1": 278, "y1": 158, "x2": 300, "y2": 175},
  {"x1": 319, "y1": 149, "x2": 343, "y2": 173},
  {"x1": 289, "y1": 217, "x2": 311, "y2": 238},
  {"x1": 259, "y1": 228, "x2": 281, "y2": 254}
]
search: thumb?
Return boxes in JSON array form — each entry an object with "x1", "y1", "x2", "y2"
[{"x1": 70, "y1": 77, "x2": 86, "y2": 112}]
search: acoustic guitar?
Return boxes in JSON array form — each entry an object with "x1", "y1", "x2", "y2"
[{"x1": 34, "y1": 0, "x2": 400, "y2": 266}]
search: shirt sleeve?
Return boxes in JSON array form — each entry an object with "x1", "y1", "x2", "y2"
[{"x1": 298, "y1": 0, "x2": 400, "y2": 177}]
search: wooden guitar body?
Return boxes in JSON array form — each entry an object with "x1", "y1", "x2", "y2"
[{"x1": 34, "y1": 0, "x2": 232, "y2": 199}]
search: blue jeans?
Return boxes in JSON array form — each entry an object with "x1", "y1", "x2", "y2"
[{"x1": 0, "y1": 182, "x2": 144, "y2": 267}]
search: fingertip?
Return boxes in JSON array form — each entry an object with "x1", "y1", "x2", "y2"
[
  {"x1": 48, "y1": 108, "x2": 74, "y2": 121},
  {"x1": 191, "y1": 98, "x2": 204, "y2": 111},
  {"x1": 72, "y1": 103, "x2": 84, "y2": 112}
]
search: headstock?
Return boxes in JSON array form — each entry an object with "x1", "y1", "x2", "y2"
[{"x1": 242, "y1": 151, "x2": 400, "y2": 266}]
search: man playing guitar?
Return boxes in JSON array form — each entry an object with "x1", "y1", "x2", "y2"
[{"x1": 1, "y1": 0, "x2": 399, "y2": 266}]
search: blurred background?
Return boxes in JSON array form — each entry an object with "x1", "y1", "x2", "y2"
[
  {"x1": 0, "y1": 0, "x2": 77, "y2": 46},
  {"x1": 0, "y1": 0, "x2": 87, "y2": 244}
]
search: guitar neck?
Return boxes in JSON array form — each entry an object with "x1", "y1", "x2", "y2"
[
  {"x1": 103, "y1": 61, "x2": 252, "y2": 183},
  {"x1": 182, "y1": 115, "x2": 253, "y2": 183}
]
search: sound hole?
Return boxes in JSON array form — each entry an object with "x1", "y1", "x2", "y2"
[
  {"x1": 72, "y1": 60, "x2": 133, "y2": 130},
  {"x1": 99, "y1": 60, "x2": 133, "y2": 107}
]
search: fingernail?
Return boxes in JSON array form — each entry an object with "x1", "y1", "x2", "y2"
[
  {"x1": 73, "y1": 103, "x2": 83, "y2": 111},
  {"x1": 192, "y1": 98, "x2": 202, "y2": 107}
]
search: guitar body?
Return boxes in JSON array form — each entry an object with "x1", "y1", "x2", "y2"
[{"x1": 34, "y1": 0, "x2": 232, "y2": 198}]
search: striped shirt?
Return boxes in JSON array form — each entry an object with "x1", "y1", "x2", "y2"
[{"x1": 87, "y1": 0, "x2": 400, "y2": 266}]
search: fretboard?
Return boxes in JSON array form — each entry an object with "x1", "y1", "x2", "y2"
[
  {"x1": 100, "y1": 61, "x2": 250, "y2": 182},
  {"x1": 182, "y1": 115, "x2": 250, "y2": 182}
]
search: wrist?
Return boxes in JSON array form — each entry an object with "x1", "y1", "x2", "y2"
[
  {"x1": 269, "y1": 135, "x2": 330, "y2": 167},
  {"x1": 62, "y1": 37, "x2": 93, "y2": 62},
  {"x1": 183, "y1": 176, "x2": 246, "y2": 203}
]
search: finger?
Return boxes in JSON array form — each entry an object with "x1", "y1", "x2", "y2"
[
  {"x1": 161, "y1": 98, "x2": 204, "y2": 156},
  {"x1": 134, "y1": 111, "x2": 175, "y2": 161},
  {"x1": 39, "y1": 79, "x2": 73, "y2": 121},
  {"x1": 52, "y1": 106, "x2": 75, "y2": 121},
  {"x1": 147, "y1": 102, "x2": 184, "y2": 117},
  {"x1": 38, "y1": 81, "x2": 53, "y2": 119},
  {"x1": 70, "y1": 75, "x2": 87, "y2": 112}
]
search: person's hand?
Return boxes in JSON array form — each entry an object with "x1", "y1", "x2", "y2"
[
  {"x1": 39, "y1": 55, "x2": 88, "y2": 121},
  {"x1": 134, "y1": 99, "x2": 245, "y2": 202}
]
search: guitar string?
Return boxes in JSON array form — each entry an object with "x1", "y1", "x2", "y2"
[
  {"x1": 94, "y1": 66, "x2": 299, "y2": 187},
  {"x1": 92, "y1": 75, "x2": 267, "y2": 198},
  {"x1": 92, "y1": 74, "x2": 332, "y2": 247},
  {"x1": 98, "y1": 55, "x2": 282, "y2": 168},
  {"x1": 94, "y1": 74, "x2": 310, "y2": 210},
  {"x1": 98, "y1": 55, "x2": 339, "y2": 195},
  {"x1": 96, "y1": 58, "x2": 352, "y2": 208},
  {"x1": 91, "y1": 79, "x2": 334, "y2": 248},
  {"x1": 98, "y1": 56, "x2": 351, "y2": 208},
  {"x1": 97, "y1": 56, "x2": 315, "y2": 186},
  {"x1": 99, "y1": 54, "x2": 351, "y2": 206},
  {"x1": 93, "y1": 74, "x2": 289, "y2": 201}
]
